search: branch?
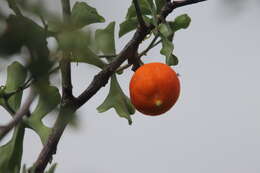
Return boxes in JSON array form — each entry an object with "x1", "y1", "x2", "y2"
[
  {"x1": 128, "y1": 0, "x2": 148, "y2": 71},
  {"x1": 172, "y1": 0, "x2": 207, "y2": 9},
  {"x1": 133, "y1": 0, "x2": 147, "y2": 29},
  {"x1": 0, "y1": 89, "x2": 35, "y2": 141},
  {"x1": 32, "y1": 105, "x2": 75, "y2": 173},
  {"x1": 138, "y1": 34, "x2": 159, "y2": 58},
  {"x1": 31, "y1": 0, "x2": 207, "y2": 172},
  {"x1": 75, "y1": 0, "x2": 207, "y2": 108},
  {"x1": 60, "y1": 0, "x2": 73, "y2": 99},
  {"x1": 116, "y1": 34, "x2": 160, "y2": 73},
  {"x1": 75, "y1": 27, "x2": 149, "y2": 107},
  {"x1": 31, "y1": 1, "x2": 74, "y2": 172}
]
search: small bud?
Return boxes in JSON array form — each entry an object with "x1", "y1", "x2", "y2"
[{"x1": 170, "y1": 14, "x2": 191, "y2": 31}]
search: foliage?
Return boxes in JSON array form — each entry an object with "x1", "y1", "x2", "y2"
[{"x1": 0, "y1": 0, "x2": 202, "y2": 172}]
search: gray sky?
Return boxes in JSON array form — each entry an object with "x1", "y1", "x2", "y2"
[{"x1": 1, "y1": 0, "x2": 260, "y2": 173}]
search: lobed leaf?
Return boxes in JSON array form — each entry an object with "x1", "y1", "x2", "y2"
[
  {"x1": 1, "y1": 15, "x2": 52, "y2": 80},
  {"x1": 25, "y1": 85, "x2": 61, "y2": 144},
  {"x1": 126, "y1": 0, "x2": 152, "y2": 19},
  {"x1": 85, "y1": 31, "x2": 100, "y2": 54},
  {"x1": 95, "y1": 22, "x2": 116, "y2": 60},
  {"x1": 0, "y1": 124, "x2": 25, "y2": 173},
  {"x1": 0, "y1": 16, "x2": 27, "y2": 56},
  {"x1": 58, "y1": 31, "x2": 106, "y2": 69},
  {"x1": 144, "y1": 0, "x2": 158, "y2": 26},
  {"x1": 160, "y1": 37, "x2": 178, "y2": 66},
  {"x1": 155, "y1": 0, "x2": 166, "y2": 13},
  {"x1": 119, "y1": 18, "x2": 138, "y2": 38},
  {"x1": 159, "y1": 23, "x2": 173, "y2": 38},
  {"x1": 119, "y1": 16, "x2": 152, "y2": 38},
  {"x1": 31, "y1": 86, "x2": 61, "y2": 120},
  {"x1": 97, "y1": 75, "x2": 135, "y2": 125},
  {"x1": 4, "y1": 61, "x2": 27, "y2": 112},
  {"x1": 71, "y1": 2, "x2": 105, "y2": 29}
]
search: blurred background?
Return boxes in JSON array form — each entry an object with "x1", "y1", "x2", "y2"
[{"x1": 0, "y1": 0, "x2": 260, "y2": 172}]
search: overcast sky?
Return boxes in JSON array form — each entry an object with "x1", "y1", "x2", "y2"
[{"x1": 1, "y1": 0, "x2": 260, "y2": 173}]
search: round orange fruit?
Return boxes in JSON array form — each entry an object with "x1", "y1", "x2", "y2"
[{"x1": 129, "y1": 62, "x2": 180, "y2": 116}]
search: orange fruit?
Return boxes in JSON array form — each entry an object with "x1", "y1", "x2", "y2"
[{"x1": 129, "y1": 62, "x2": 180, "y2": 116}]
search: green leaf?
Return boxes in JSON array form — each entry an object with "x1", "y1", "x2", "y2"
[
  {"x1": 70, "y1": 46, "x2": 107, "y2": 69},
  {"x1": 160, "y1": 38, "x2": 178, "y2": 66},
  {"x1": 97, "y1": 75, "x2": 135, "y2": 125},
  {"x1": 126, "y1": 1, "x2": 152, "y2": 19},
  {"x1": 4, "y1": 61, "x2": 27, "y2": 112},
  {"x1": 119, "y1": 16, "x2": 152, "y2": 38},
  {"x1": 0, "y1": 124, "x2": 25, "y2": 173},
  {"x1": 119, "y1": 18, "x2": 138, "y2": 38},
  {"x1": 0, "y1": 14, "x2": 52, "y2": 80},
  {"x1": 71, "y1": 2, "x2": 105, "y2": 29},
  {"x1": 47, "y1": 18, "x2": 64, "y2": 33},
  {"x1": 167, "y1": 53, "x2": 178, "y2": 66},
  {"x1": 85, "y1": 31, "x2": 100, "y2": 54},
  {"x1": 26, "y1": 120, "x2": 51, "y2": 145},
  {"x1": 31, "y1": 86, "x2": 61, "y2": 120},
  {"x1": 67, "y1": 112, "x2": 81, "y2": 129},
  {"x1": 159, "y1": 23, "x2": 173, "y2": 38},
  {"x1": 2, "y1": 15, "x2": 52, "y2": 79},
  {"x1": 145, "y1": 0, "x2": 156, "y2": 11},
  {"x1": 0, "y1": 16, "x2": 27, "y2": 56},
  {"x1": 25, "y1": 85, "x2": 61, "y2": 144},
  {"x1": 95, "y1": 22, "x2": 116, "y2": 62},
  {"x1": 58, "y1": 31, "x2": 106, "y2": 69},
  {"x1": 169, "y1": 14, "x2": 191, "y2": 32},
  {"x1": 155, "y1": 0, "x2": 166, "y2": 13},
  {"x1": 144, "y1": 0, "x2": 158, "y2": 26}
]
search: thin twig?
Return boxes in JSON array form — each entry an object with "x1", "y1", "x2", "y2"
[
  {"x1": 129, "y1": 0, "x2": 148, "y2": 70},
  {"x1": 172, "y1": 0, "x2": 207, "y2": 9},
  {"x1": 138, "y1": 34, "x2": 160, "y2": 58},
  {"x1": 133, "y1": 0, "x2": 147, "y2": 29},
  {"x1": 6, "y1": 0, "x2": 23, "y2": 16},
  {"x1": 39, "y1": 15, "x2": 48, "y2": 30},
  {"x1": 0, "y1": 89, "x2": 35, "y2": 141},
  {"x1": 39, "y1": 14, "x2": 49, "y2": 38},
  {"x1": 116, "y1": 34, "x2": 160, "y2": 73}
]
